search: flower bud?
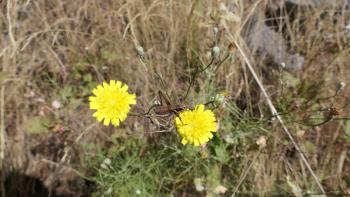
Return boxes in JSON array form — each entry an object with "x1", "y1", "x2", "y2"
[
  {"x1": 212, "y1": 46, "x2": 220, "y2": 58},
  {"x1": 136, "y1": 45, "x2": 144, "y2": 58},
  {"x1": 214, "y1": 93, "x2": 225, "y2": 106},
  {"x1": 280, "y1": 62, "x2": 286, "y2": 68},
  {"x1": 228, "y1": 43, "x2": 236, "y2": 53},
  {"x1": 256, "y1": 136, "x2": 267, "y2": 148},
  {"x1": 213, "y1": 27, "x2": 219, "y2": 36},
  {"x1": 153, "y1": 100, "x2": 161, "y2": 106},
  {"x1": 336, "y1": 82, "x2": 346, "y2": 94},
  {"x1": 104, "y1": 158, "x2": 111, "y2": 165}
]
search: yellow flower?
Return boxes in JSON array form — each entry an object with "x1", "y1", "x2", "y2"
[
  {"x1": 89, "y1": 80, "x2": 136, "y2": 127},
  {"x1": 175, "y1": 104, "x2": 217, "y2": 146}
]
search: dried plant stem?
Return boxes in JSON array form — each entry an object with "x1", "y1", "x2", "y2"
[
  {"x1": 123, "y1": 2, "x2": 140, "y2": 47},
  {"x1": 6, "y1": 0, "x2": 17, "y2": 57},
  {"x1": 0, "y1": 86, "x2": 5, "y2": 161},
  {"x1": 48, "y1": 122, "x2": 98, "y2": 196},
  {"x1": 222, "y1": 22, "x2": 326, "y2": 194},
  {"x1": 0, "y1": 85, "x2": 6, "y2": 197},
  {"x1": 232, "y1": 151, "x2": 261, "y2": 197}
]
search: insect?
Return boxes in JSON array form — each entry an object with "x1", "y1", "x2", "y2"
[
  {"x1": 153, "y1": 91, "x2": 187, "y2": 117},
  {"x1": 144, "y1": 91, "x2": 187, "y2": 128}
]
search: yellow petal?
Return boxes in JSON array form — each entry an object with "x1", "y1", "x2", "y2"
[
  {"x1": 103, "y1": 118, "x2": 110, "y2": 126},
  {"x1": 93, "y1": 111, "x2": 99, "y2": 117},
  {"x1": 121, "y1": 84, "x2": 128, "y2": 92},
  {"x1": 92, "y1": 89, "x2": 99, "y2": 96},
  {"x1": 97, "y1": 114, "x2": 104, "y2": 122},
  {"x1": 89, "y1": 80, "x2": 136, "y2": 128},
  {"x1": 111, "y1": 118, "x2": 120, "y2": 127},
  {"x1": 129, "y1": 94, "x2": 136, "y2": 104},
  {"x1": 110, "y1": 80, "x2": 116, "y2": 87},
  {"x1": 116, "y1": 81, "x2": 122, "y2": 88},
  {"x1": 90, "y1": 102, "x2": 99, "y2": 109},
  {"x1": 97, "y1": 85, "x2": 103, "y2": 91},
  {"x1": 196, "y1": 104, "x2": 205, "y2": 112},
  {"x1": 194, "y1": 139, "x2": 200, "y2": 146},
  {"x1": 206, "y1": 133, "x2": 213, "y2": 139}
]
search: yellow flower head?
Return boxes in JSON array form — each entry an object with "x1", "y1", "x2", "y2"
[
  {"x1": 175, "y1": 104, "x2": 217, "y2": 146},
  {"x1": 89, "y1": 80, "x2": 136, "y2": 127}
]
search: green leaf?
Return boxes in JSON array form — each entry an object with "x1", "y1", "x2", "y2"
[
  {"x1": 301, "y1": 141, "x2": 316, "y2": 155},
  {"x1": 286, "y1": 176, "x2": 302, "y2": 197},
  {"x1": 83, "y1": 73, "x2": 93, "y2": 82},
  {"x1": 0, "y1": 72, "x2": 10, "y2": 83},
  {"x1": 341, "y1": 120, "x2": 350, "y2": 142},
  {"x1": 206, "y1": 164, "x2": 222, "y2": 197},
  {"x1": 283, "y1": 72, "x2": 300, "y2": 88},
  {"x1": 24, "y1": 116, "x2": 49, "y2": 134},
  {"x1": 60, "y1": 86, "x2": 74, "y2": 100},
  {"x1": 101, "y1": 49, "x2": 118, "y2": 62},
  {"x1": 342, "y1": 120, "x2": 350, "y2": 136},
  {"x1": 69, "y1": 98, "x2": 83, "y2": 109},
  {"x1": 214, "y1": 144, "x2": 229, "y2": 163}
]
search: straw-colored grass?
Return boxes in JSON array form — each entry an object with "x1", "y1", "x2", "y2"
[{"x1": 1, "y1": 0, "x2": 349, "y2": 196}]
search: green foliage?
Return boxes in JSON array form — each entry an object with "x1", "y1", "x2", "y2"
[
  {"x1": 91, "y1": 141, "x2": 216, "y2": 196},
  {"x1": 341, "y1": 120, "x2": 350, "y2": 142},
  {"x1": 88, "y1": 97, "x2": 276, "y2": 196},
  {"x1": 4, "y1": 1, "x2": 349, "y2": 196},
  {"x1": 101, "y1": 48, "x2": 119, "y2": 63},
  {"x1": 0, "y1": 71, "x2": 11, "y2": 83},
  {"x1": 298, "y1": 80, "x2": 324, "y2": 100},
  {"x1": 24, "y1": 116, "x2": 50, "y2": 134},
  {"x1": 282, "y1": 72, "x2": 300, "y2": 88}
]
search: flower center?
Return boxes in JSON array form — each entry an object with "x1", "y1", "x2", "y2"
[{"x1": 107, "y1": 97, "x2": 118, "y2": 107}]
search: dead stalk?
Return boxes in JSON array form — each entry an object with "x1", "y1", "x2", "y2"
[
  {"x1": 221, "y1": 22, "x2": 327, "y2": 195},
  {"x1": 0, "y1": 85, "x2": 5, "y2": 197}
]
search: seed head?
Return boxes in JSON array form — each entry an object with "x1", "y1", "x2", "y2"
[{"x1": 212, "y1": 46, "x2": 220, "y2": 58}]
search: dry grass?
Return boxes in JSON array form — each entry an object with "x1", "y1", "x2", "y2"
[{"x1": 0, "y1": 0, "x2": 349, "y2": 196}]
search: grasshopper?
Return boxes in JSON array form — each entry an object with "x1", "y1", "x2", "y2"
[
  {"x1": 153, "y1": 91, "x2": 186, "y2": 117},
  {"x1": 144, "y1": 91, "x2": 187, "y2": 128}
]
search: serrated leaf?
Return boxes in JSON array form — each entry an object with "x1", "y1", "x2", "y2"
[
  {"x1": 215, "y1": 144, "x2": 229, "y2": 163},
  {"x1": 60, "y1": 86, "x2": 73, "y2": 100}
]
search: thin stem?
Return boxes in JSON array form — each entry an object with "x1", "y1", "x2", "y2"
[
  {"x1": 0, "y1": 85, "x2": 5, "y2": 197},
  {"x1": 232, "y1": 151, "x2": 261, "y2": 197},
  {"x1": 222, "y1": 20, "x2": 326, "y2": 194},
  {"x1": 183, "y1": 57, "x2": 215, "y2": 100},
  {"x1": 214, "y1": 53, "x2": 230, "y2": 73}
]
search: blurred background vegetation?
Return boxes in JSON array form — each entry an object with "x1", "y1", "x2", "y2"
[{"x1": 0, "y1": 0, "x2": 349, "y2": 196}]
